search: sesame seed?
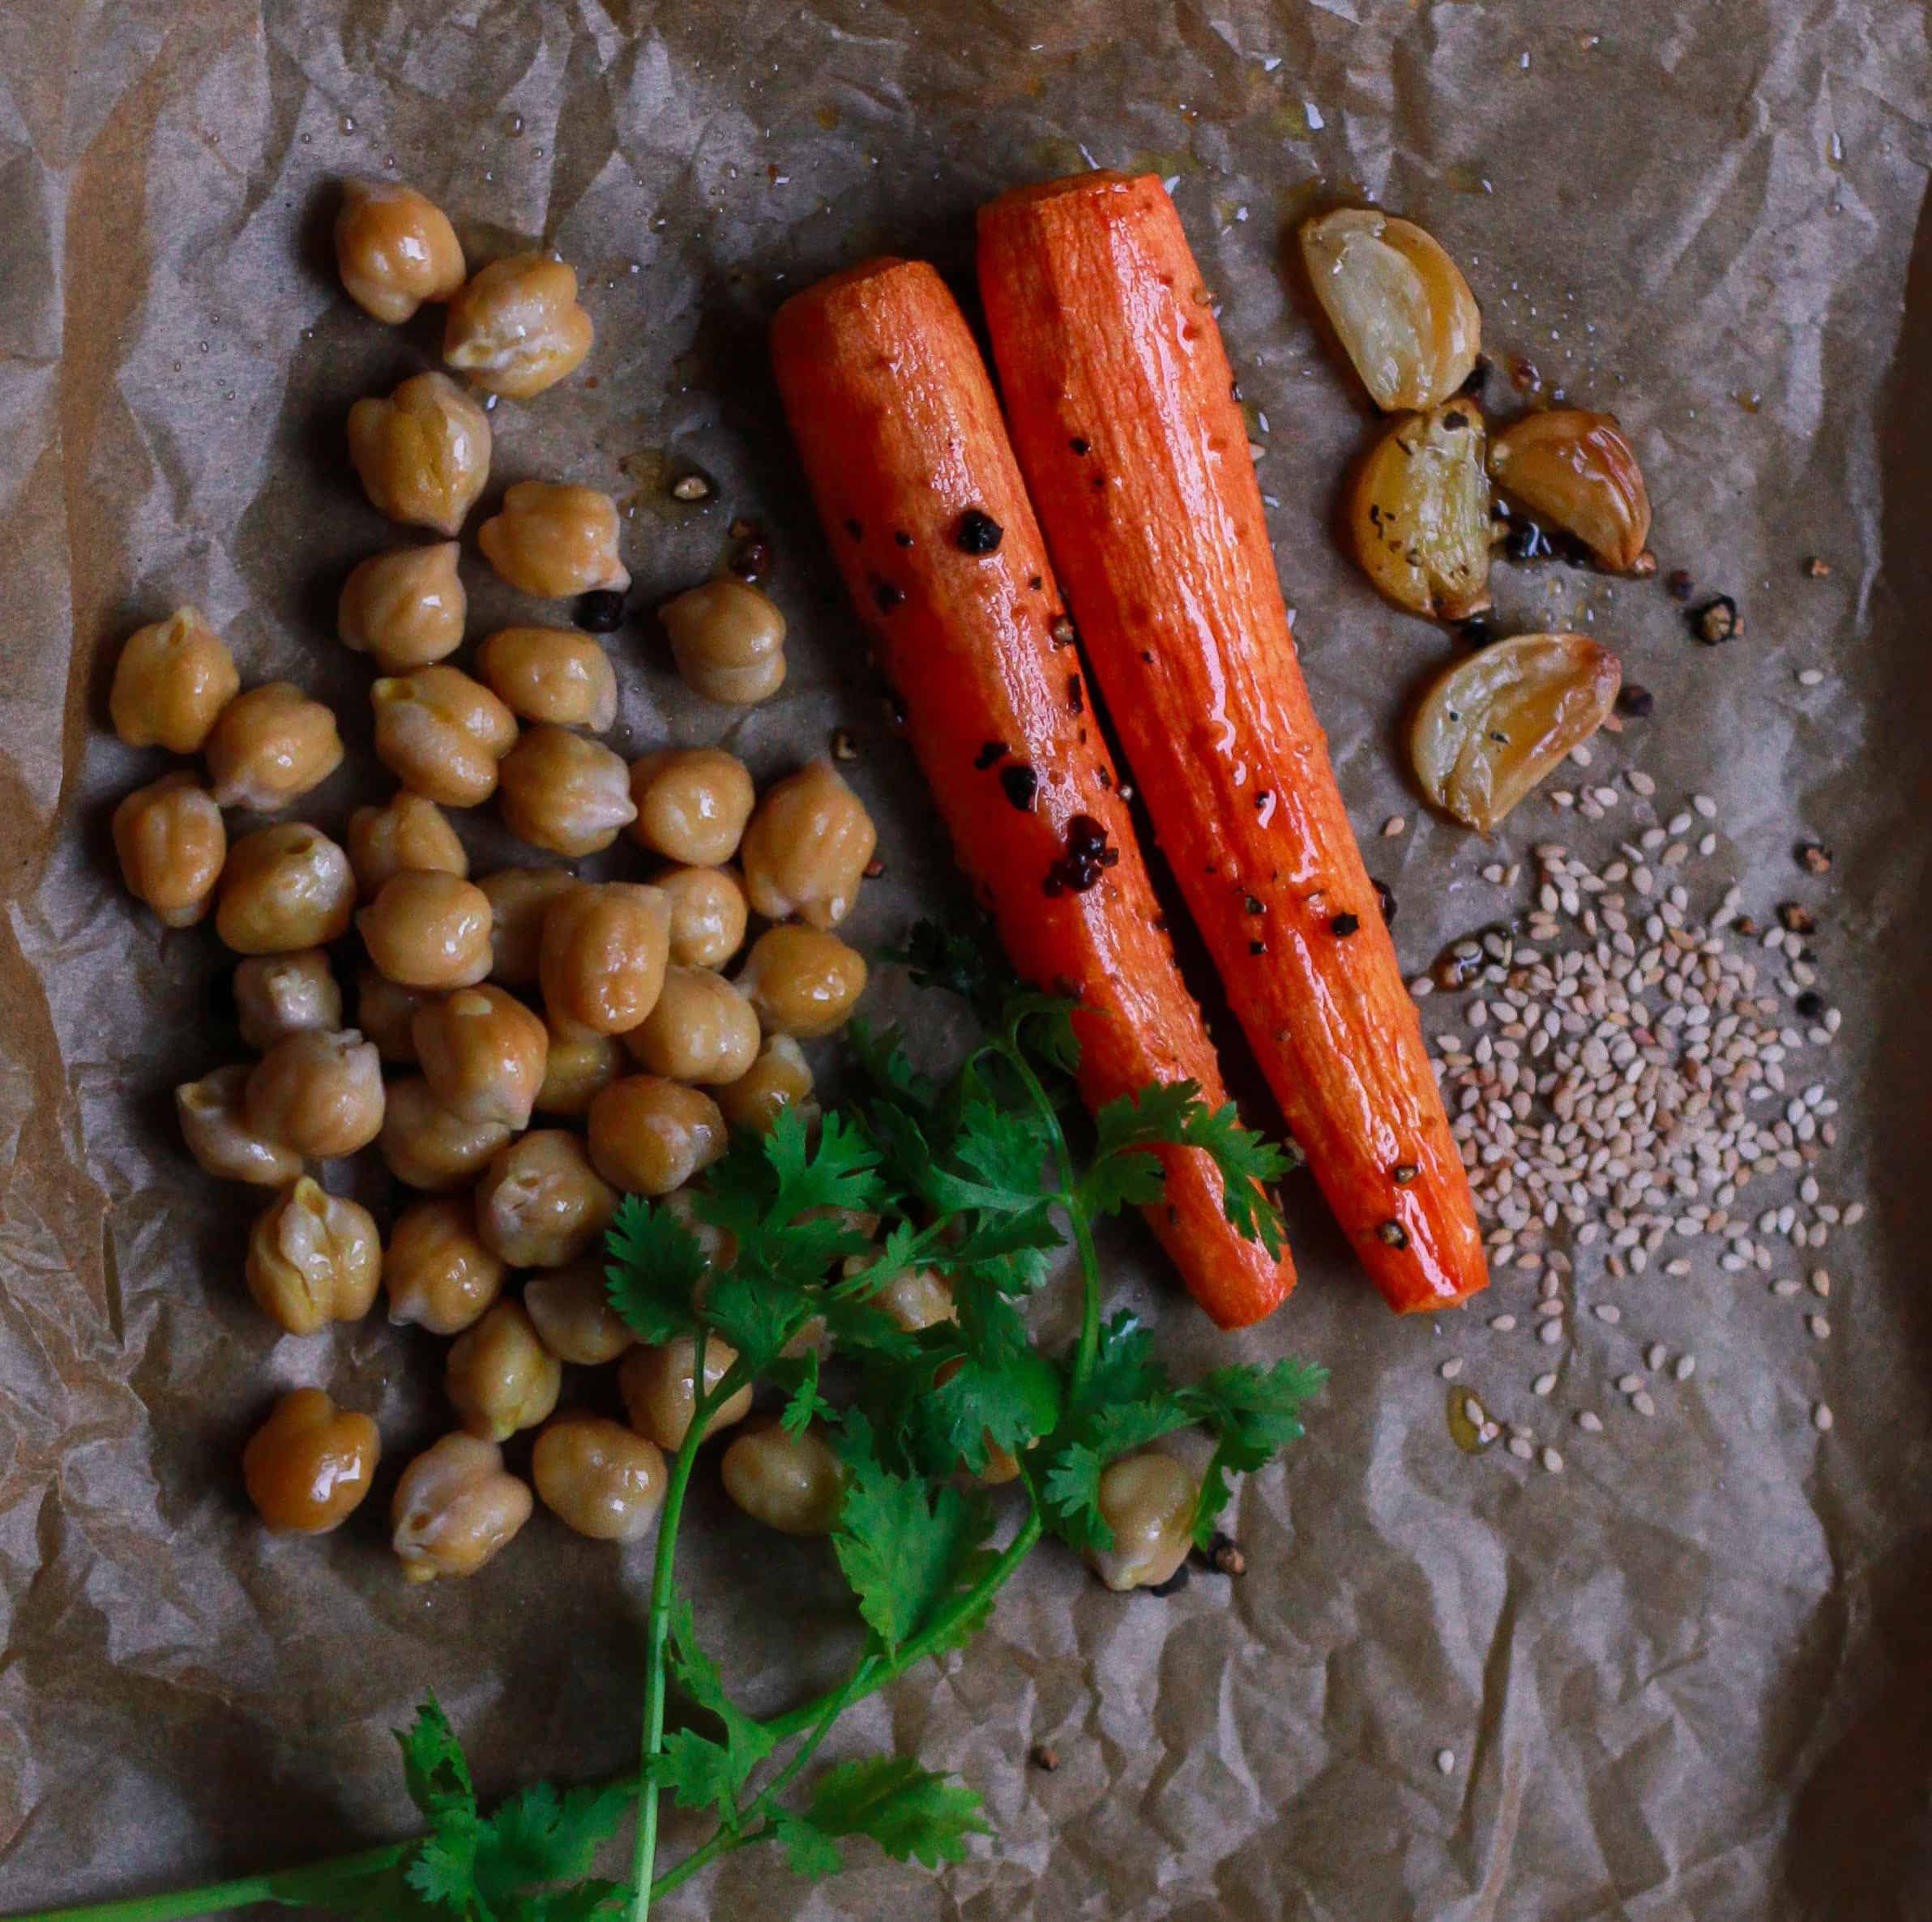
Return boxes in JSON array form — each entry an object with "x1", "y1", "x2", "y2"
[
  {"x1": 1797, "y1": 668, "x2": 1825, "y2": 687},
  {"x1": 1539, "y1": 1321, "x2": 1564, "y2": 1347},
  {"x1": 1575, "y1": 1411, "x2": 1604, "y2": 1433},
  {"x1": 1692, "y1": 794, "x2": 1717, "y2": 818},
  {"x1": 1592, "y1": 1303, "x2": 1622, "y2": 1324},
  {"x1": 1507, "y1": 1436, "x2": 1534, "y2": 1460},
  {"x1": 1490, "y1": 1314, "x2": 1517, "y2": 1331},
  {"x1": 1533, "y1": 1372, "x2": 1557, "y2": 1396},
  {"x1": 1616, "y1": 1373, "x2": 1646, "y2": 1395},
  {"x1": 1440, "y1": 1358, "x2": 1464, "y2": 1380},
  {"x1": 1383, "y1": 814, "x2": 1407, "y2": 838},
  {"x1": 1436, "y1": 1748, "x2": 1456, "y2": 1775},
  {"x1": 1626, "y1": 770, "x2": 1656, "y2": 797},
  {"x1": 1772, "y1": 1278, "x2": 1802, "y2": 1297},
  {"x1": 1541, "y1": 1446, "x2": 1564, "y2": 1473},
  {"x1": 1810, "y1": 1268, "x2": 1830, "y2": 1296},
  {"x1": 1807, "y1": 1314, "x2": 1831, "y2": 1339},
  {"x1": 1811, "y1": 1402, "x2": 1833, "y2": 1431},
  {"x1": 1645, "y1": 1343, "x2": 1666, "y2": 1371},
  {"x1": 1632, "y1": 1390, "x2": 1657, "y2": 1416},
  {"x1": 1673, "y1": 1354, "x2": 1697, "y2": 1381},
  {"x1": 1842, "y1": 1201, "x2": 1864, "y2": 1224}
]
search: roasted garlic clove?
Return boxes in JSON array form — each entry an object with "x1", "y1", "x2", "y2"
[
  {"x1": 1300, "y1": 208, "x2": 1480, "y2": 412},
  {"x1": 1346, "y1": 400, "x2": 1493, "y2": 621},
  {"x1": 1489, "y1": 409, "x2": 1653, "y2": 573},
  {"x1": 1409, "y1": 633, "x2": 1622, "y2": 834}
]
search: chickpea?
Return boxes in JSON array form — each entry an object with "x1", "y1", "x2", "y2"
[
  {"x1": 443, "y1": 253, "x2": 594, "y2": 399},
  {"x1": 244, "y1": 1388, "x2": 381, "y2": 1535},
  {"x1": 384, "y1": 1195, "x2": 507, "y2": 1332},
  {"x1": 338, "y1": 542, "x2": 466, "y2": 673},
  {"x1": 356, "y1": 969, "x2": 433, "y2": 1063},
  {"x1": 475, "y1": 1129, "x2": 617, "y2": 1267},
  {"x1": 659, "y1": 580, "x2": 786, "y2": 705},
  {"x1": 348, "y1": 370, "x2": 491, "y2": 536},
  {"x1": 335, "y1": 177, "x2": 465, "y2": 324},
  {"x1": 236, "y1": 949, "x2": 343, "y2": 1051},
  {"x1": 113, "y1": 773, "x2": 225, "y2": 928},
  {"x1": 587, "y1": 1075, "x2": 725, "y2": 1197},
  {"x1": 736, "y1": 925, "x2": 867, "y2": 1040},
  {"x1": 623, "y1": 750, "x2": 753, "y2": 869},
  {"x1": 378, "y1": 1076, "x2": 513, "y2": 1192},
  {"x1": 714, "y1": 1034, "x2": 815, "y2": 1135},
  {"x1": 477, "y1": 481, "x2": 630, "y2": 598},
  {"x1": 739, "y1": 759, "x2": 876, "y2": 929},
  {"x1": 347, "y1": 791, "x2": 468, "y2": 899},
  {"x1": 720, "y1": 1422, "x2": 848, "y2": 1537},
  {"x1": 177, "y1": 1064, "x2": 303, "y2": 1185},
  {"x1": 618, "y1": 1335, "x2": 753, "y2": 1452},
  {"x1": 357, "y1": 870, "x2": 494, "y2": 989},
  {"x1": 412, "y1": 984, "x2": 548, "y2": 1128},
  {"x1": 446, "y1": 1301, "x2": 562, "y2": 1442},
  {"x1": 653, "y1": 865, "x2": 748, "y2": 970},
  {"x1": 242, "y1": 1028, "x2": 384, "y2": 1160},
  {"x1": 370, "y1": 665, "x2": 518, "y2": 809},
  {"x1": 203, "y1": 682, "x2": 345, "y2": 813},
  {"x1": 109, "y1": 606, "x2": 238, "y2": 753},
  {"x1": 870, "y1": 1266, "x2": 957, "y2": 1334},
  {"x1": 532, "y1": 1415, "x2": 665, "y2": 1541},
  {"x1": 1085, "y1": 1452, "x2": 1199, "y2": 1593},
  {"x1": 537, "y1": 881, "x2": 669, "y2": 1035},
  {"x1": 392, "y1": 1432, "x2": 532, "y2": 1582},
  {"x1": 477, "y1": 626, "x2": 617, "y2": 732},
  {"x1": 534, "y1": 1013, "x2": 624, "y2": 1117},
  {"x1": 245, "y1": 1176, "x2": 381, "y2": 1334},
  {"x1": 524, "y1": 1262, "x2": 635, "y2": 1365},
  {"x1": 478, "y1": 866, "x2": 580, "y2": 986},
  {"x1": 215, "y1": 823, "x2": 354, "y2": 955},
  {"x1": 497, "y1": 725, "x2": 635, "y2": 857},
  {"x1": 624, "y1": 967, "x2": 759, "y2": 1087},
  {"x1": 661, "y1": 1188, "x2": 739, "y2": 1275}
]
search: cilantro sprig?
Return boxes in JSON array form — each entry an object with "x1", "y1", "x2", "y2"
[{"x1": 22, "y1": 924, "x2": 1320, "y2": 1922}]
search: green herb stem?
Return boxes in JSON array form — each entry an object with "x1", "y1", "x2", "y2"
[{"x1": 4, "y1": 1843, "x2": 409, "y2": 1922}]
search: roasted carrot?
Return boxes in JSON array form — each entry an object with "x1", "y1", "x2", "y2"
[
  {"x1": 977, "y1": 174, "x2": 1487, "y2": 1313},
  {"x1": 771, "y1": 257, "x2": 1293, "y2": 1330}
]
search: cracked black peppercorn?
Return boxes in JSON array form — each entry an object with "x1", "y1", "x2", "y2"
[
  {"x1": 1067, "y1": 674, "x2": 1084, "y2": 714},
  {"x1": 871, "y1": 577, "x2": 904, "y2": 614},
  {"x1": 1617, "y1": 683, "x2": 1656, "y2": 719},
  {"x1": 1392, "y1": 1163, "x2": 1418, "y2": 1185},
  {"x1": 1199, "y1": 1532, "x2": 1246, "y2": 1576},
  {"x1": 893, "y1": 529, "x2": 913, "y2": 548},
  {"x1": 1795, "y1": 990, "x2": 1826, "y2": 1020},
  {"x1": 1068, "y1": 436, "x2": 1090, "y2": 455},
  {"x1": 998, "y1": 763, "x2": 1039, "y2": 812},
  {"x1": 955, "y1": 508, "x2": 1003, "y2": 555},
  {"x1": 1244, "y1": 895, "x2": 1264, "y2": 915},
  {"x1": 573, "y1": 589, "x2": 626, "y2": 633},
  {"x1": 1331, "y1": 912, "x2": 1361, "y2": 938},
  {"x1": 973, "y1": 740, "x2": 1007, "y2": 771},
  {"x1": 1377, "y1": 1219, "x2": 1409, "y2": 1248},
  {"x1": 1692, "y1": 595, "x2": 1741, "y2": 644}
]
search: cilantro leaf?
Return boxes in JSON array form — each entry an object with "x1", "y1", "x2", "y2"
[
  {"x1": 881, "y1": 916, "x2": 1011, "y2": 1023},
  {"x1": 396, "y1": 1695, "x2": 475, "y2": 1823},
  {"x1": 699, "y1": 1108, "x2": 883, "y2": 1287},
  {"x1": 771, "y1": 1348, "x2": 834, "y2": 1437},
  {"x1": 697, "y1": 1267, "x2": 811, "y2": 1375},
  {"x1": 473, "y1": 1780, "x2": 630, "y2": 1900},
  {"x1": 770, "y1": 1810, "x2": 845, "y2": 1879},
  {"x1": 526, "y1": 1880, "x2": 630, "y2": 1922},
  {"x1": 1039, "y1": 1395, "x2": 1193, "y2": 1556},
  {"x1": 1182, "y1": 1356, "x2": 1327, "y2": 1544},
  {"x1": 404, "y1": 1831, "x2": 481, "y2": 1916},
  {"x1": 652, "y1": 1729, "x2": 750, "y2": 1823},
  {"x1": 920, "y1": 1344, "x2": 1058, "y2": 1476},
  {"x1": 656, "y1": 1598, "x2": 778, "y2": 1826},
  {"x1": 603, "y1": 1197, "x2": 707, "y2": 1343},
  {"x1": 1079, "y1": 1313, "x2": 1167, "y2": 1413},
  {"x1": 844, "y1": 1017, "x2": 938, "y2": 1116},
  {"x1": 805, "y1": 1757, "x2": 992, "y2": 1869}
]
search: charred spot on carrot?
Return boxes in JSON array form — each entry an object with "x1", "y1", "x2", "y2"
[
  {"x1": 974, "y1": 740, "x2": 1008, "y2": 770},
  {"x1": 894, "y1": 529, "x2": 914, "y2": 547},
  {"x1": 1069, "y1": 435, "x2": 1091, "y2": 455},
  {"x1": 999, "y1": 764, "x2": 1039, "y2": 811},
  {"x1": 1331, "y1": 912, "x2": 1361, "y2": 938},
  {"x1": 870, "y1": 576, "x2": 904, "y2": 613},
  {"x1": 955, "y1": 508, "x2": 1003, "y2": 554}
]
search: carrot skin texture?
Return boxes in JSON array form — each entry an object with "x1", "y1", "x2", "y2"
[
  {"x1": 978, "y1": 174, "x2": 1487, "y2": 1313},
  {"x1": 771, "y1": 257, "x2": 1293, "y2": 1330}
]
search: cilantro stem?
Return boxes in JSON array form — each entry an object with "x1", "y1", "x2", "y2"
[{"x1": 2, "y1": 1843, "x2": 408, "y2": 1922}]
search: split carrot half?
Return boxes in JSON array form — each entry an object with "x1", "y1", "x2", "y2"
[
  {"x1": 772, "y1": 257, "x2": 1294, "y2": 1329},
  {"x1": 977, "y1": 173, "x2": 1486, "y2": 1313}
]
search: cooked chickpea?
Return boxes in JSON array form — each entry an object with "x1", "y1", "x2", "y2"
[
  {"x1": 736, "y1": 925, "x2": 867, "y2": 1040},
  {"x1": 348, "y1": 371, "x2": 492, "y2": 536},
  {"x1": 347, "y1": 790, "x2": 468, "y2": 899},
  {"x1": 177, "y1": 1064, "x2": 303, "y2": 1185},
  {"x1": 357, "y1": 870, "x2": 494, "y2": 988},
  {"x1": 109, "y1": 606, "x2": 239, "y2": 752},
  {"x1": 477, "y1": 626, "x2": 617, "y2": 732},
  {"x1": 392, "y1": 1432, "x2": 532, "y2": 1582},
  {"x1": 624, "y1": 967, "x2": 759, "y2": 1087},
  {"x1": 244, "y1": 1388, "x2": 381, "y2": 1535},
  {"x1": 534, "y1": 1013, "x2": 625, "y2": 1117},
  {"x1": 523, "y1": 1262, "x2": 635, "y2": 1365},
  {"x1": 412, "y1": 984, "x2": 548, "y2": 1128},
  {"x1": 587, "y1": 1075, "x2": 725, "y2": 1196},
  {"x1": 533, "y1": 1416, "x2": 665, "y2": 1541},
  {"x1": 479, "y1": 866, "x2": 580, "y2": 986},
  {"x1": 659, "y1": 580, "x2": 786, "y2": 705},
  {"x1": 245, "y1": 1176, "x2": 382, "y2": 1335},
  {"x1": 498, "y1": 725, "x2": 635, "y2": 856},
  {"x1": 537, "y1": 881, "x2": 669, "y2": 1035},
  {"x1": 618, "y1": 1335, "x2": 753, "y2": 1452},
  {"x1": 203, "y1": 682, "x2": 345, "y2": 813},
  {"x1": 652, "y1": 865, "x2": 748, "y2": 970},
  {"x1": 1085, "y1": 1452, "x2": 1198, "y2": 1592},
  {"x1": 623, "y1": 753, "x2": 750, "y2": 872},
  {"x1": 383, "y1": 1195, "x2": 507, "y2": 1332},
  {"x1": 370, "y1": 664, "x2": 518, "y2": 808},
  {"x1": 475, "y1": 1129, "x2": 617, "y2": 1267},
  {"x1": 443, "y1": 253, "x2": 594, "y2": 399},
  {"x1": 714, "y1": 1034, "x2": 815, "y2": 1134},
  {"x1": 477, "y1": 481, "x2": 630, "y2": 598},
  {"x1": 378, "y1": 1076, "x2": 513, "y2": 1192},
  {"x1": 446, "y1": 1301, "x2": 562, "y2": 1442},
  {"x1": 720, "y1": 1422, "x2": 848, "y2": 1536},
  {"x1": 335, "y1": 177, "x2": 465, "y2": 324},
  {"x1": 338, "y1": 542, "x2": 466, "y2": 673},
  {"x1": 356, "y1": 969, "x2": 433, "y2": 1062},
  {"x1": 739, "y1": 759, "x2": 876, "y2": 929},
  {"x1": 243, "y1": 1028, "x2": 385, "y2": 1160},
  {"x1": 215, "y1": 823, "x2": 355, "y2": 955},
  {"x1": 113, "y1": 773, "x2": 225, "y2": 928},
  {"x1": 870, "y1": 1266, "x2": 957, "y2": 1333},
  {"x1": 235, "y1": 950, "x2": 343, "y2": 1051}
]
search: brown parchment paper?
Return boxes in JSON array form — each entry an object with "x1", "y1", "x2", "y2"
[{"x1": 3, "y1": 1, "x2": 1930, "y2": 1916}]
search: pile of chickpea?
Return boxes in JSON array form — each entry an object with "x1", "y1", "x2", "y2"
[{"x1": 110, "y1": 178, "x2": 895, "y2": 1582}]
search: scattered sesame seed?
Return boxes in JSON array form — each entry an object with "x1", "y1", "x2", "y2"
[
  {"x1": 1575, "y1": 1411, "x2": 1604, "y2": 1433},
  {"x1": 1440, "y1": 1358, "x2": 1464, "y2": 1380},
  {"x1": 1797, "y1": 668, "x2": 1825, "y2": 687},
  {"x1": 1436, "y1": 1748, "x2": 1456, "y2": 1775},
  {"x1": 1541, "y1": 1446, "x2": 1564, "y2": 1473},
  {"x1": 1811, "y1": 1402, "x2": 1833, "y2": 1431},
  {"x1": 1626, "y1": 770, "x2": 1656, "y2": 797},
  {"x1": 1772, "y1": 1278, "x2": 1802, "y2": 1297},
  {"x1": 1539, "y1": 1321, "x2": 1564, "y2": 1347},
  {"x1": 1616, "y1": 1373, "x2": 1645, "y2": 1395},
  {"x1": 1490, "y1": 1314, "x2": 1517, "y2": 1331},
  {"x1": 1645, "y1": 1343, "x2": 1667, "y2": 1371},
  {"x1": 1842, "y1": 1201, "x2": 1864, "y2": 1224},
  {"x1": 1692, "y1": 794, "x2": 1717, "y2": 818},
  {"x1": 1507, "y1": 1436, "x2": 1534, "y2": 1460},
  {"x1": 1383, "y1": 814, "x2": 1407, "y2": 838},
  {"x1": 1592, "y1": 1303, "x2": 1622, "y2": 1324},
  {"x1": 1632, "y1": 1390, "x2": 1657, "y2": 1417},
  {"x1": 1807, "y1": 1314, "x2": 1831, "y2": 1339},
  {"x1": 1673, "y1": 1354, "x2": 1697, "y2": 1382}
]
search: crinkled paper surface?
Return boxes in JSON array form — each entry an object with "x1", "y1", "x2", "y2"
[{"x1": 2, "y1": 1, "x2": 1930, "y2": 1916}]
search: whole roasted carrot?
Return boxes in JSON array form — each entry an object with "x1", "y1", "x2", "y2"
[
  {"x1": 978, "y1": 174, "x2": 1486, "y2": 1313},
  {"x1": 771, "y1": 257, "x2": 1293, "y2": 1329}
]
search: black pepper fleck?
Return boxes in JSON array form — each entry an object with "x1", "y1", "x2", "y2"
[
  {"x1": 1391, "y1": 1163, "x2": 1418, "y2": 1185},
  {"x1": 1795, "y1": 989, "x2": 1826, "y2": 1019},
  {"x1": 1248, "y1": 939, "x2": 1267, "y2": 955},
  {"x1": 1044, "y1": 814, "x2": 1113, "y2": 895},
  {"x1": 1244, "y1": 895, "x2": 1265, "y2": 915},
  {"x1": 973, "y1": 740, "x2": 1008, "y2": 771},
  {"x1": 1067, "y1": 674, "x2": 1084, "y2": 714},
  {"x1": 894, "y1": 529, "x2": 913, "y2": 548},
  {"x1": 1665, "y1": 568, "x2": 1694, "y2": 601},
  {"x1": 870, "y1": 576, "x2": 904, "y2": 614},
  {"x1": 1377, "y1": 1219, "x2": 1409, "y2": 1249},
  {"x1": 955, "y1": 508, "x2": 1003, "y2": 554},
  {"x1": 1617, "y1": 683, "x2": 1656, "y2": 719},
  {"x1": 1028, "y1": 574, "x2": 1044, "y2": 592},
  {"x1": 573, "y1": 588, "x2": 626, "y2": 633},
  {"x1": 999, "y1": 763, "x2": 1039, "y2": 811},
  {"x1": 1050, "y1": 616, "x2": 1076, "y2": 647},
  {"x1": 1330, "y1": 912, "x2": 1361, "y2": 938},
  {"x1": 1069, "y1": 436, "x2": 1091, "y2": 455}
]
